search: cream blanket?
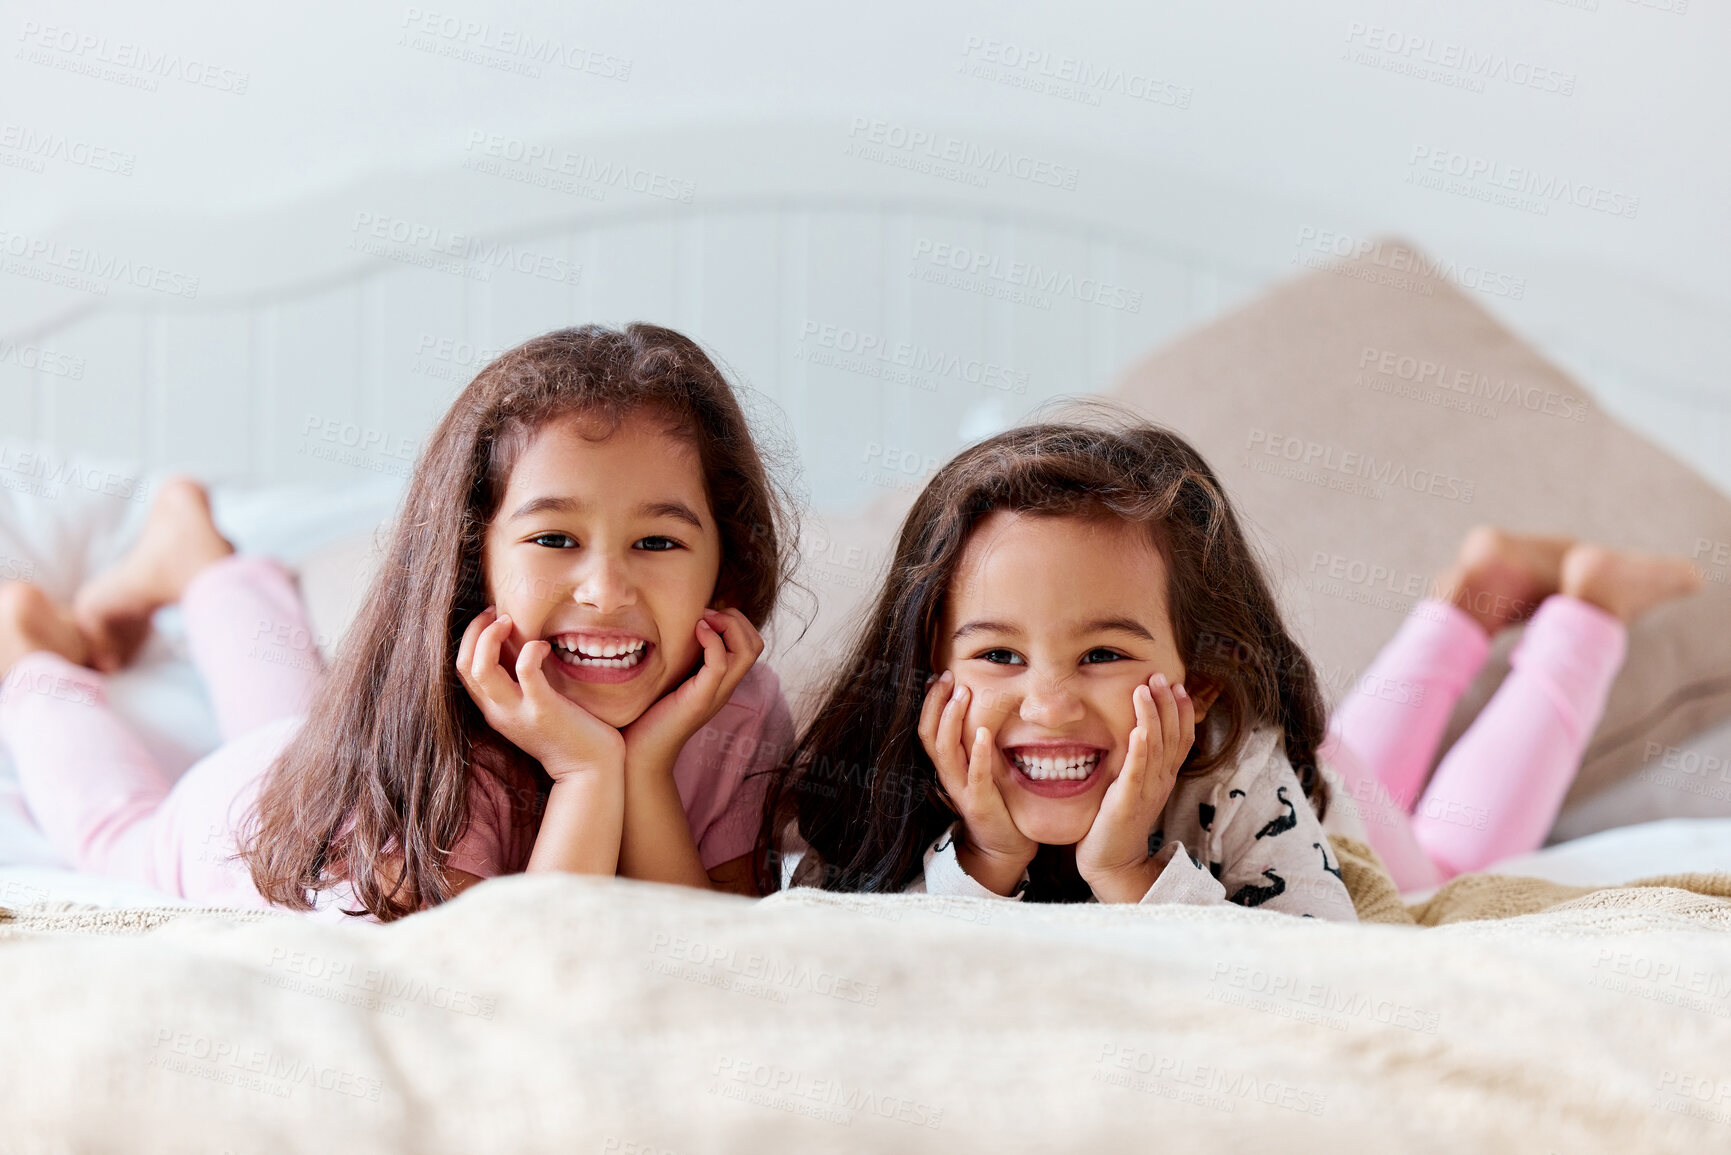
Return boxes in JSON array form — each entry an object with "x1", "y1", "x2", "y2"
[{"x1": 3, "y1": 866, "x2": 1730, "y2": 1153}]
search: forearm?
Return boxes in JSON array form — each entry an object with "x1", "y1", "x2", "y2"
[
  {"x1": 954, "y1": 836, "x2": 1035, "y2": 898},
  {"x1": 525, "y1": 771, "x2": 625, "y2": 876},
  {"x1": 1085, "y1": 859, "x2": 1163, "y2": 904},
  {"x1": 617, "y1": 758, "x2": 711, "y2": 889}
]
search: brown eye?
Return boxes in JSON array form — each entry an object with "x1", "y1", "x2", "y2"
[
  {"x1": 532, "y1": 533, "x2": 576, "y2": 549},
  {"x1": 978, "y1": 649, "x2": 1025, "y2": 666},
  {"x1": 1081, "y1": 649, "x2": 1125, "y2": 664},
  {"x1": 634, "y1": 536, "x2": 681, "y2": 552}
]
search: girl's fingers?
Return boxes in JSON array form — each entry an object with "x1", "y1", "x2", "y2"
[
  {"x1": 966, "y1": 723, "x2": 997, "y2": 793},
  {"x1": 705, "y1": 608, "x2": 765, "y2": 661},
  {"x1": 930, "y1": 684, "x2": 972, "y2": 800},
  {"x1": 917, "y1": 671, "x2": 954, "y2": 748},
  {"x1": 656, "y1": 614, "x2": 747, "y2": 724},
  {"x1": 1119, "y1": 721, "x2": 1149, "y2": 805},
  {"x1": 471, "y1": 614, "x2": 519, "y2": 702},
  {"x1": 966, "y1": 723, "x2": 1013, "y2": 826},
  {"x1": 1150, "y1": 673, "x2": 1181, "y2": 759},
  {"x1": 455, "y1": 607, "x2": 495, "y2": 675},
  {"x1": 515, "y1": 638, "x2": 555, "y2": 705},
  {"x1": 1173, "y1": 682, "x2": 1197, "y2": 755},
  {"x1": 471, "y1": 610, "x2": 506, "y2": 675},
  {"x1": 693, "y1": 615, "x2": 728, "y2": 674},
  {"x1": 1131, "y1": 682, "x2": 1157, "y2": 746},
  {"x1": 1121, "y1": 686, "x2": 1151, "y2": 790},
  {"x1": 704, "y1": 609, "x2": 765, "y2": 704},
  {"x1": 935, "y1": 684, "x2": 969, "y2": 763}
]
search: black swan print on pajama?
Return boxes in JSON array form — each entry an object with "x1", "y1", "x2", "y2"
[
  {"x1": 1228, "y1": 868, "x2": 1287, "y2": 908},
  {"x1": 1254, "y1": 786, "x2": 1298, "y2": 839}
]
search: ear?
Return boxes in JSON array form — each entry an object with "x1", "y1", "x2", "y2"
[{"x1": 1185, "y1": 676, "x2": 1222, "y2": 722}]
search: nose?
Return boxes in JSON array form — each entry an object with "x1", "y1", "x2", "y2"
[
  {"x1": 571, "y1": 552, "x2": 638, "y2": 615},
  {"x1": 1018, "y1": 670, "x2": 1085, "y2": 729}
]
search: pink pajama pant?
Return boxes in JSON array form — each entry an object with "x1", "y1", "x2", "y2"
[
  {"x1": 1322, "y1": 595, "x2": 1628, "y2": 892},
  {"x1": 0, "y1": 556, "x2": 323, "y2": 908}
]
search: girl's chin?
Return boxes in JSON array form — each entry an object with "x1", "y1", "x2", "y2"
[
  {"x1": 546, "y1": 674, "x2": 659, "y2": 730},
  {"x1": 1005, "y1": 805, "x2": 1100, "y2": 848}
]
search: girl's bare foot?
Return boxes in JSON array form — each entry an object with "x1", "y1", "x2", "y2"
[
  {"x1": 1432, "y1": 527, "x2": 1575, "y2": 636},
  {"x1": 1560, "y1": 544, "x2": 1704, "y2": 624},
  {"x1": 72, "y1": 478, "x2": 234, "y2": 672},
  {"x1": 0, "y1": 582, "x2": 90, "y2": 679}
]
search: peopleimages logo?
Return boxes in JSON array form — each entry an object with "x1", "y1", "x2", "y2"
[
  {"x1": 1407, "y1": 146, "x2": 1639, "y2": 219},
  {"x1": 347, "y1": 211, "x2": 581, "y2": 285},
  {"x1": 957, "y1": 35, "x2": 1193, "y2": 110},
  {"x1": 845, "y1": 118, "x2": 1080, "y2": 191},
  {"x1": 15, "y1": 20, "x2": 251, "y2": 94},
  {"x1": 0, "y1": 226, "x2": 200, "y2": 298},
  {"x1": 797, "y1": 320, "x2": 1029, "y2": 395},
  {"x1": 0, "y1": 122, "x2": 135, "y2": 175},
  {"x1": 1292, "y1": 228, "x2": 1526, "y2": 301},
  {"x1": 1244, "y1": 427, "x2": 1477, "y2": 504},
  {"x1": 397, "y1": 8, "x2": 632, "y2": 80},
  {"x1": 1357, "y1": 345, "x2": 1588, "y2": 421},
  {"x1": 909, "y1": 239, "x2": 1142, "y2": 313},
  {"x1": 462, "y1": 131, "x2": 695, "y2": 203},
  {"x1": 1341, "y1": 22, "x2": 1577, "y2": 96}
]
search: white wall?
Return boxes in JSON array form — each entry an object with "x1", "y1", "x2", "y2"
[{"x1": 2, "y1": 0, "x2": 1726, "y2": 500}]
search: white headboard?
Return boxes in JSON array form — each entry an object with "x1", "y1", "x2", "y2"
[{"x1": 3, "y1": 121, "x2": 1725, "y2": 510}]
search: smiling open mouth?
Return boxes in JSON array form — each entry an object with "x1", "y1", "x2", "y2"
[
  {"x1": 546, "y1": 633, "x2": 653, "y2": 683},
  {"x1": 1004, "y1": 746, "x2": 1105, "y2": 798},
  {"x1": 552, "y1": 637, "x2": 647, "y2": 669},
  {"x1": 1008, "y1": 750, "x2": 1102, "y2": 781}
]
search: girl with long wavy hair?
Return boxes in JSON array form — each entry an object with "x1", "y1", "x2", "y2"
[{"x1": 0, "y1": 324, "x2": 797, "y2": 921}]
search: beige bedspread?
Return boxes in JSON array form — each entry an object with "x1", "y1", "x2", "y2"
[{"x1": 3, "y1": 860, "x2": 1730, "y2": 1154}]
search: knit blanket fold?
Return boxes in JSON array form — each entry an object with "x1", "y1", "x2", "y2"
[{"x1": 2, "y1": 852, "x2": 1728, "y2": 1153}]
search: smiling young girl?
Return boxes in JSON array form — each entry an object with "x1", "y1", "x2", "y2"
[
  {"x1": 761, "y1": 416, "x2": 1701, "y2": 916},
  {"x1": 0, "y1": 324, "x2": 795, "y2": 921},
  {"x1": 764, "y1": 419, "x2": 1357, "y2": 918}
]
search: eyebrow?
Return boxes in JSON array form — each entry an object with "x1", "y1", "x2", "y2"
[
  {"x1": 508, "y1": 495, "x2": 706, "y2": 530},
  {"x1": 950, "y1": 617, "x2": 1157, "y2": 643}
]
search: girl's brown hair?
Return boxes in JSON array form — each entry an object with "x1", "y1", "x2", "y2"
[
  {"x1": 243, "y1": 323, "x2": 795, "y2": 921},
  {"x1": 759, "y1": 411, "x2": 1329, "y2": 901}
]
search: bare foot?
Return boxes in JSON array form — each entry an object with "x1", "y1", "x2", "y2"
[
  {"x1": 1432, "y1": 527, "x2": 1575, "y2": 636},
  {"x1": 72, "y1": 478, "x2": 234, "y2": 672},
  {"x1": 0, "y1": 582, "x2": 90, "y2": 679},
  {"x1": 1560, "y1": 544, "x2": 1705, "y2": 624}
]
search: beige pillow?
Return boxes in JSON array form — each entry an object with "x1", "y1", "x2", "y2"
[{"x1": 1108, "y1": 239, "x2": 1731, "y2": 807}]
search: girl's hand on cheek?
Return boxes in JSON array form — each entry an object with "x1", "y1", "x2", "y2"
[
  {"x1": 1076, "y1": 674, "x2": 1195, "y2": 903},
  {"x1": 918, "y1": 671, "x2": 1037, "y2": 896},
  {"x1": 622, "y1": 607, "x2": 764, "y2": 773},
  {"x1": 456, "y1": 608, "x2": 626, "y2": 780}
]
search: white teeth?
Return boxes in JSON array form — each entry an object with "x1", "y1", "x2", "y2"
[
  {"x1": 550, "y1": 637, "x2": 647, "y2": 668},
  {"x1": 1010, "y1": 752, "x2": 1101, "y2": 781}
]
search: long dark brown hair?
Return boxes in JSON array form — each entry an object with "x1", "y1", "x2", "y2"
[
  {"x1": 758, "y1": 413, "x2": 1329, "y2": 901},
  {"x1": 242, "y1": 323, "x2": 796, "y2": 921}
]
